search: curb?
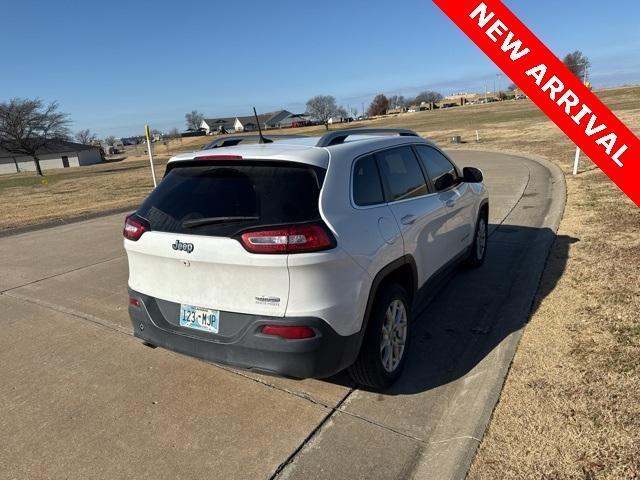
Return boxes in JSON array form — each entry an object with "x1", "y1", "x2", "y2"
[
  {"x1": 411, "y1": 151, "x2": 567, "y2": 480},
  {"x1": 0, "y1": 205, "x2": 137, "y2": 239}
]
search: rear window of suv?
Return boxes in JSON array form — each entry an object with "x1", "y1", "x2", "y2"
[{"x1": 137, "y1": 161, "x2": 324, "y2": 237}]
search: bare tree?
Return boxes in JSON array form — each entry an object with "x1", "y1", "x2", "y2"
[
  {"x1": 563, "y1": 51, "x2": 591, "y2": 80},
  {"x1": 168, "y1": 127, "x2": 182, "y2": 142},
  {"x1": 368, "y1": 94, "x2": 390, "y2": 117},
  {"x1": 185, "y1": 110, "x2": 204, "y2": 131},
  {"x1": 104, "y1": 135, "x2": 117, "y2": 146},
  {"x1": 75, "y1": 129, "x2": 96, "y2": 145},
  {"x1": 414, "y1": 91, "x2": 444, "y2": 105},
  {"x1": 306, "y1": 95, "x2": 340, "y2": 130},
  {"x1": 0, "y1": 98, "x2": 70, "y2": 176},
  {"x1": 388, "y1": 95, "x2": 408, "y2": 110}
]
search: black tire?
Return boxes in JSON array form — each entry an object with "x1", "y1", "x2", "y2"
[
  {"x1": 466, "y1": 211, "x2": 488, "y2": 268},
  {"x1": 348, "y1": 283, "x2": 411, "y2": 390}
]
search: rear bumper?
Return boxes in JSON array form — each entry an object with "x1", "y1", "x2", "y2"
[{"x1": 128, "y1": 289, "x2": 363, "y2": 379}]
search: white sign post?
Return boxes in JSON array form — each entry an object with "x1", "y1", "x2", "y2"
[
  {"x1": 144, "y1": 124, "x2": 158, "y2": 188},
  {"x1": 573, "y1": 146, "x2": 581, "y2": 176},
  {"x1": 573, "y1": 73, "x2": 591, "y2": 176}
]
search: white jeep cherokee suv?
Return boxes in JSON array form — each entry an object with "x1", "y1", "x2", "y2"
[{"x1": 124, "y1": 129, "x2": 488, "y2": 389}]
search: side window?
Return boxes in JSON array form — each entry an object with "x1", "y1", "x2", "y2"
[
  {"x1": 376, "y1": 146, "x2": 428, "y2": 202},
  {"x1": 415, "y1": 145, "x2": 458, "y2": 191},
  {"x1": 353, "y1": 154, "x2": 384, "y2": 206}
]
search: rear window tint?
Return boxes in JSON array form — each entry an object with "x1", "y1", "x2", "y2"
[
  {"x1": 353, "y1": 154, "x2": 384, "y2": 206},
  {"x1": 137, "y1": 161, "x2": 324, "y2": 237}
]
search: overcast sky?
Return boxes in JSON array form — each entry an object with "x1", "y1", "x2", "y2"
[{"x1": 2, "y1": 0, "x2": 639, "y2": 137}]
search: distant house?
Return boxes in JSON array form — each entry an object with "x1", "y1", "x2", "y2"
[
  {"x1": 328, "y1": 116, "x2": 349, "y2": 125},
  {"x1": 0, "y1": 140, "x2": 103, "y2": 174},
  {"x1": 201, "y1": 110, "x2": 310, "y2": 134},
  {"x1": 407, "y1": 104, "x2": 428, "y2": 113},
  {"x1": 513, "y1": 88, "x2": 527, "y2": 99},
  {"x1": 264, "y1": 110, "x2": 293, "y2": 129},
  {"x1": 276, "y1": 113, "x2": 312, "y2": 128},
  {"x1": 201, "y1": 118, "x2": 235, "y2": 135},
  {"x1": 234, "y1": 113, "x2": 272, "y2": 132}
]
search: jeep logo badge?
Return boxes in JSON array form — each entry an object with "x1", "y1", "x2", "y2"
[{"x1": 172, "y1": 240, "x2": 194, "y2": 253}]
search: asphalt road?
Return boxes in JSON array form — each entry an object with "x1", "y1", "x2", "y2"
[{"x1": 0, "y1": 151, "x2": 565, "y2": 480}]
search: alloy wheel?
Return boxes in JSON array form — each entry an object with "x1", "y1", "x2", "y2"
[{"x1": 380, "y1": 299, "x2": 408, "y2": 373}]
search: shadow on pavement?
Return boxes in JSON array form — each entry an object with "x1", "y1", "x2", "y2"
[{"x1": 327, "y1": 224, "x2": 579, "y2": 395}]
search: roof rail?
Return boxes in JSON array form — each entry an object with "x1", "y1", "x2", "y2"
[{"x1": 315, "y1": 128, "x2": 419, "y2": 147}]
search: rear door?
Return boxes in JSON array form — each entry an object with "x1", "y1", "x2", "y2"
[
  {"x1": 375, "y1": 146, "x2": 449, "y2": 286},
  {"x1": 125, "y1": 160, "x2": 324, "y2": 317}
]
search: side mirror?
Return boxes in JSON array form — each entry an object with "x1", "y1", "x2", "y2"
[
  {"x1": 463, "y1": 167, "x2": 483, "y2": 183},
  {"x1": 435, "y1": 172, "x2": 455, "y2": 191}
]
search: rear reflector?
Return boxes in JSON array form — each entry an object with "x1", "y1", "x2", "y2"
[
  {"x1": 129, "y1": 297, "x2": 141, "y2": 308},
  {"x1": 240, "y1": 223, "x2": 334, "y2": 254},
  {"x1": 123, "y1": 214, "x2": 148, "y2": 241},
  {"x1": 261, "y1": 325, "x2": 315, "y2": 339},
  {"x1": 193, "y1": 155, "x2": 243, "y2": 160}
]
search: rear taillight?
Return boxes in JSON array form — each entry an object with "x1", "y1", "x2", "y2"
[
  {"x1": 261, "y1": 325, "x2": 316, "y2": 339},
  {"x1": 123, "y1": 214, "x2": 148, "y2": 241},
  {"x1": 240, "y1": 223, "x2": 334, "y2": 254}
]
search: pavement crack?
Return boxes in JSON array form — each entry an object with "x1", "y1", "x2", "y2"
[
  {"x1": 427, "y1": 435, "x2": 481, "y2": 445},
  {"x1": 0, "y1": 254, "x2": 125, "y2": 294},
  {"x1": 215, "y1": 364, "x2": 346, "y2": 410},
  {"x1": 3, "y1": 290, "x2": 130, "y2": 336},
  {"x1": 334, "y1": 407, "x2": 425, "y2": 443},
  {"x1": 488, "y1": 165, "x2": 532, "y2": 240},
  {"x1": 269, "y1": 388, "x2": 355, "y2": 480}
]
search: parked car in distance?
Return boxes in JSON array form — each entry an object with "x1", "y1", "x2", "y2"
[{"x1": 124, "y1": 129, "x2": 489, "y2": 389}]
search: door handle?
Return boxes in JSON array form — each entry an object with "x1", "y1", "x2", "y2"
[
  {"x1": 445, "y1": 199, "x2": 455, "y2": 208},
  {"x1": 401, "y1": 214, "x2": 417, "y2": 225}
]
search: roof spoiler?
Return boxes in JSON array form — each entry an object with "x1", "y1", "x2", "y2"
[
  {"x1": 315, "y1": 128, "x2": 419, "y2": 147},
  {"x1": 201, "y1": 134, "x2": 307, "y2": 150}
]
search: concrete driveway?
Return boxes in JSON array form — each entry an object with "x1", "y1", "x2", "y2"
[{"x1": 0, "y1": 151, "x2": 565, "y2": 480}]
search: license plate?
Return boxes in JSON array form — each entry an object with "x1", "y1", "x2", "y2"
[{"x1": 179, "y1": 304, "x2": 220, "y2": 333}]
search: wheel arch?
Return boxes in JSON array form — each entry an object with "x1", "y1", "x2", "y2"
[
  {"x1": 478, "y1": 198, "x2": 489, "y2": 220},
  {"x1": 361, "y1": 256, "x2": 417, "y2": 333}
]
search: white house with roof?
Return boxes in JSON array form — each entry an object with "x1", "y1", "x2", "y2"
[
  {"x1": 200, "y1": 118, "x2": 235, "y2": 135},
  {"x1": 201, "y1": 110, "x2": 303, "y2": 134},
  {"x1": 0, "y1": 141, "x2": 103, "y2": 174}
]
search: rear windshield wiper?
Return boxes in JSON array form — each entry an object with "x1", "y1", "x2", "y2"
[{"x1": 182, "y1": 216, "x2": 260, "y2": 228}]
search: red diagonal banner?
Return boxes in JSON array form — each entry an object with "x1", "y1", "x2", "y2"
[{"x1": 433, "y1": 0, "x2": 639, "y2": 207}]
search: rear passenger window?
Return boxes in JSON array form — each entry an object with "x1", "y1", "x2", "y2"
[
  {"x1": 353, "y1": 155, "x2": 384, "y2": 206},
  {"x1": 415, "y1": 145, "x2": 459, "y2": 191},
  {"x1": 376, "y1": 146, "x2": 428, "y2": 202}
]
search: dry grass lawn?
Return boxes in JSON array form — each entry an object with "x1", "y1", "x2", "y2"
[
  {"x1": 468, "y1": 171, "x2": 640, "y2": 479},
  {"x1": 0, "y1": 86, "x2": 638, "y2": 477}
]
